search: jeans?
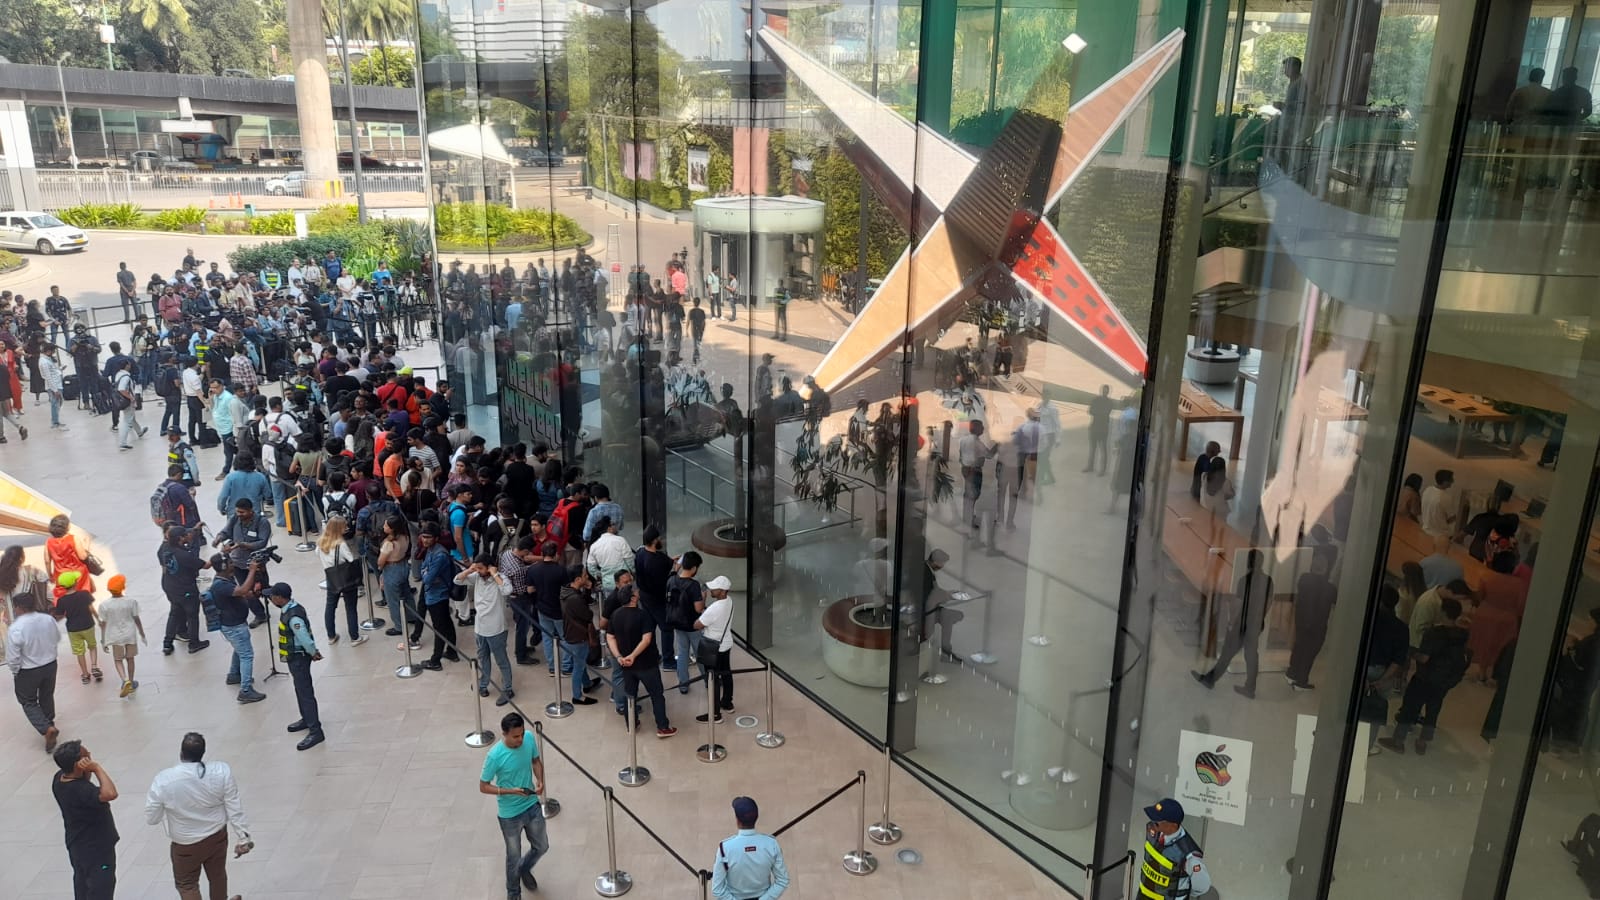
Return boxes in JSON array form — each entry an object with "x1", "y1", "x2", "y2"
[
  {"x1": 219, "y1": 434, "x2": 237, "y2": 477},
  {"x1": 13, "y1": 661, "x2": 57, "y2": 734},
  {"x1": 324, "y1": 581, "x2": 359, "y2": 640},
  {"x1": 382, "y1": 564, "x2": 418, "y2": 626},
  {"x1": 673, "y1": 629, "x2": 696, "y2": 690},
  {"x1": 510, "y1": 599, "x2": 537, "y2": 658},
  {"x1": 270, "y1": 479, "x2": 289, "y2": 526},
  {"x1": 642, "y1": 602, "x2": 675, "y2": 667},
  {"x1": 221, "y1": 623, "x2": 254, "y2": 692},
  {"x1": 424, "y1": 601, "x2": 457, "y2": 663},
  {"x1": 118, "y1": 407, "x2": 145, "y2": 448},
  {"x1": 287, "y1": 654, "x2": 321, "y2": 734},
  {"x1": 477, "y1": 631, "x2": 513, "y2": 695},
  {"x1": 561, "y1": 638, "x2": 591, "y2": 701},
  {"x1": 161, "y1": 397, "x2": 182, "y2": 435},
  {"x1": 700, "y1": 646, "x2": 733, "y2": 710},
  {"x1": 48, "y1": 390, "x2": 62, "y2": 427},
  {"x1": 538, "y1": 612, "x2": 570, "y2": 675},
  {"x1": 497, "y1": 803, "x2": 549, "y2": 899},
  {"x1": 620, "y1": 665, "x2": 670, "y2": 730},
  {"x1": 610, "y1": 662, "x2": 626, "y2": 713}
]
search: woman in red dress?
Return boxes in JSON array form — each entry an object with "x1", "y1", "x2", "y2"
[{"x1": 44, "y1": 514, "x2": 92, "y2": 599}]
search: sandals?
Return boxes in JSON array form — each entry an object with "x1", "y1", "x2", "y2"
[
  {"x1": 81, "y1": 673, "x2": 91, "y2": 684},
  {"x1": 91, "y1": 668, "x2": 103, "y2": 683}
]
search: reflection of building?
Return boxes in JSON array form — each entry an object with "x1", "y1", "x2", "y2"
[
  {"x1": 418, "y1": 0, "x2": 573, "y2": 62},
  {"x1": 420, "y1": 1, "x2": 1600, "y2": 897}
]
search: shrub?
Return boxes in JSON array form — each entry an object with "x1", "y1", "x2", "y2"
[
  {"x1": 144, "y1": 206, "x2": 208, "y2": 232},
  {"x1": 55, "y1": 202, "x2": 143, "y2": 228},
  {"x1": 307, "y1": 203, "x2": 360, "y2": 232},
  {"x1": 0, "y1": 249, "x2": 23, "y2": 272},
  {"x1": 248, "y1": 211, "x2": 298, "y2": 236},
  {"x1": 227, "y1": 220, "x2": 424, "y2": 281},
  {"x1": 433, "y1": 203, "x2": 590, "y2": 250}
]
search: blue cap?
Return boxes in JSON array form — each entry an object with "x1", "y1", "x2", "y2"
[
  {"x1": 1143, "y1": 798, "x2": 1184, "y2": 824},
  {"x1": 269, "y1": 582, "x2": 293, "y2": 598},
  {"x1": 732, "y1": 796, "x2": 758, "y2": 823}
]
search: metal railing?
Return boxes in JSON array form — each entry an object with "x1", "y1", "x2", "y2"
[
  {"x1": 665, "y1": 438, "x2": 863, "y2": 540},
  {"x1": 25, "y1": 168, "x2": 427, "y2": 210}
]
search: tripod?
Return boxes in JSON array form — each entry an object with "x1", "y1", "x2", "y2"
[{"x1": 258, "y1": 599, "x2": 284, "y2": 682}]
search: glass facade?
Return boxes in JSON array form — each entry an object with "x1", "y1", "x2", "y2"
[{"x1": 415, "y1": 0, "x2": 1600, "y2": 896}]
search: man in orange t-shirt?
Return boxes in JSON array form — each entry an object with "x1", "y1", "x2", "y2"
[{"x1": 381, "y1": 435, "x2": 405, "y2": 498}]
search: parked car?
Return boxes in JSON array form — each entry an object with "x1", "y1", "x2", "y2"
[
  {"x1": 338, "y1": 152, "x2": 393, "y2": 169},
  {"x1": 127, "y1": 150, "x2": 198, "y2": 172},
  {"x1": 517, "y1": 149, "x2": 562, "y2": 167},
  {"x1": 264, "y1": 172, "x2": 305, "y2": 195},
  {"x1": 0, "y1": 211, "x2": 88, "y2": 255}
]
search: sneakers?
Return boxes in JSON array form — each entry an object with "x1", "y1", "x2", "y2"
[
  {"x1": 420, "y1": 659, "x2": 443, "y2": 671},
  {"x1": 350, "y1": 634, "x2": 368, "y2": 646},
  {"x1": 1376, "y1": 737, "x2": 1406, "y2": 755},
  {"x1": 119, "y1": 680, "x2": 135, "y2": 698},
  {"x1": 1190, "y1": 671, "x2": 1214, "y2": 689},
  {"x1": 695, "y1": 713, "x2": 724, "y2": 723},
  {"x1": 238, "y1": 689, "x2": 266, "y2": 704},
  {"x1": 656, "y1": 727, "x2": 678, "y2": 739},
  {"x1": 174, "y1": 635, "x2": 190, "y2": 644},
  {"x1": 496, "y1": 692, "x2": 514, "y2": 707},
  {"x1": 187, "y1": 640, "x2": 211, "y2": 653},
  {"x1": 574, "y1": 696, "x2": 597, "y2": 706},
  {"x1": 329, "y1": 635, "x2": 341, "y2": 645},
  {"x1": 225, "y1": 673, "x2": 241, "y2": 686}
]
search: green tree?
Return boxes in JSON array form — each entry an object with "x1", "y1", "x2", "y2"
[
  {"x1": 1368, "y1": 15, "x2": 1435, "y2": 110},
  {"x1": 177, "y1": 0, "x2": 274, "y2": 76},
  {"x1": 349, "y1": 45, "x2": 413, "y2": 86},
  {"x1": 126, "y1": 0, "x2": 191, "y2": 42},
  {"x1": 0, "y1": 0, "x2": 102, "y2": 65},
  {"x1": 1236, "y1": 30, "x2": 1306, "y2": 107}
]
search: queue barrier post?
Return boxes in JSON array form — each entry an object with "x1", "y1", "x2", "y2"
[
  {"x1": 293, "y1": 493, "x2": 315, "y2": 553},
  {"x1": 696, "y1": 668, "x2": 726, "y2": 763},
  {"x1": 359, "y1": 565, "x2": 385, "y2": 631},
  {"x1": 754, "y1": 660, "x2": 784, "y2": 749},
  {"x1": 465, "y1": 658, "x2": 494, "y2": 748},
  {"x1": 866, "y1": 742, "x2": 902, "y2": 845},
  {"x1": 394, "y1": 598, "x2": 420, "y2": 678},
  {"x1": 841, "y1": 771, "x2": 877, "y2": 875},
  {"x1": 530, "y1": 721, "x2": 560, "y2": 818},
  {"x1": 546, "y1": 649, "x2": 574, "y2": 719},
  {"x1": 618, "y1": 696, "x2": 650, "y2": 786},
  {"x1": 594, "y1": 786, "x2": 632, "y2": 897}
]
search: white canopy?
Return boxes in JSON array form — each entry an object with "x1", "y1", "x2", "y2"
[{"x1": 426, "y1": 122, "x2": 517, "y2": 165}]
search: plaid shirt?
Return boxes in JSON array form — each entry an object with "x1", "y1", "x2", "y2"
[{"x1": 229, "y1": 351, "x2": 258, "y2": 396}]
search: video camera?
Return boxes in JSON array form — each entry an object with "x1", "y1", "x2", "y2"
[{"x1": 249, "y1": 545, "x2": 284, "y2": 566}]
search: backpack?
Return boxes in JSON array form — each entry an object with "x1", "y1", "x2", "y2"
[
  {"x1": 150, "y1": 482, "x2": 175, "y2": 527},
  {"x1": 549, "y1": 498, "x2": 579, "y2": 545},
  {"x1": 324, "y1": 491, "x2": 356, "y2": 534},
  {"x1": 158, "y1": 365, "x2": 181, "y2": 399},
  {"x1": 360, "y1": 498, "x2": 399, "y2": 544},
  {"x1": 666, "y1": 575, "x2": 699, "y2": 630},
  {"x1": 534, "y1": 479, "x2": 563, "y2": 518}
]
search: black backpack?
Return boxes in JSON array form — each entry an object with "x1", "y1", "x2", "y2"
[
  {"x1": 158, "y1": 365, "x2": 181, "y2": 399},
  {"x1": 666, "y1": 575, "x2": 698, "y2": 630}
]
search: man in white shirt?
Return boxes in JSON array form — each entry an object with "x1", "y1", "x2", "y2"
[
  {"x1": 456, "y1": 557, "x2": 515, "y2": 705},
  {"x1": 694, "y1": 575, "x2": 736, "y2": 719},
  {"x1": 5, "y1": 590, "x2": 61, "y2": 752},
  {"x1": 957, "y1": 420, "x2": 996, "y2": 530},
  {"x1": 1419, "y1": 469, "x2": 1456, "y2": 550},
  {"x1": 585, "y1": 516, "x2": 633, "y2": 590},
  {"x1": 181, "y1": 359, "x2": 206, "y2": 444},
  {"x1": 287, "y1": 258, "x2": 304, "y2": 287},
  {"x1": 145, "y1": 732, "x2": 252, "y2": 900}
]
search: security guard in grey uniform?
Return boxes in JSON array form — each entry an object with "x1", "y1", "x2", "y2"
[
  {"x1": 710, "y1": 796, "x2": 789, "y2": 900},
  {"x1": 1140, "y1": 798, "x2": 1212, "y2": 899}
]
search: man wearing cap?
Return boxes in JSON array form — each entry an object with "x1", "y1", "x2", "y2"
[
  {"x1": 268, "y1": 584, "x2": 325, "y2": 750},
  {"x1": 711, "y1": 796, "x2": 788, "y2": 900},
  {"x1": 1139, "y1": 798, "x2": 1210, "y2": 900}
]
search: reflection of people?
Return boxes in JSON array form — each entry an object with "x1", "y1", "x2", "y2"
[
  {"x1": 1190, "y1": 442, "x2": 1221, "y2": 500},
  {"x1": 1506, "y1": 67, "x2": 1551, "y2": 126},
  {"x1": 1193, "y1": 549, "x2": 1273, "y2": 698},
  {"x1": 1545, "y1": 66, "x2": 1594, "y2": 124},
  {"x1": 1138, "y1": 799, "x2": 1210, "y2": 900},
  {"x1": 1418, "y1": 469, "x2": 1455, "y2": 551},
  {"x1": 919, "y1": 549, "x2": 965, "y2": 663}
]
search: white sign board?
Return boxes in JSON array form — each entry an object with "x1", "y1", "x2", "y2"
[
  {"x1": 1175, "y1": 730, "x2": 1252, "y2": 826},
  {"x1": 687, "y1": 148, "x2": 709, "y2": 192},
  {"x1": 1291, "y1": 714, "x2": 1368, "y2": 803}
]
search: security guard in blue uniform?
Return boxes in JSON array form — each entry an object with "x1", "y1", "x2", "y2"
[
  {"x1": 710, "y1": 796, "x2": 789, "y2": 900},
  {"x1": 269, "y1": 582, "x2": 325, "y2": 751},
  {"x1": 1140, "y1": 798, "x2": 1211, "y2": 899}
]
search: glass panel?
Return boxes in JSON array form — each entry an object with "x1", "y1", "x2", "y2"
[{"x1": 1108, "y1": 0, "x2": 1482, "y2": 898}]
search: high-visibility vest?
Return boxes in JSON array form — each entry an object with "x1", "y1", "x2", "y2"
[{"x1": 1139, "y1": 833, "x2": 1201, "y2": 900}]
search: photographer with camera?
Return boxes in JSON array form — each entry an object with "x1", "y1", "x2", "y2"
[
  {"x1": 207, "y1": 553, "x2": 267, "y2": 703},
  {"x1": 158, "y1": 526, "x2": 210, "y2": 657},
  {"x1": 214, "y1": 498, "x2": 274, "y2": 628}
]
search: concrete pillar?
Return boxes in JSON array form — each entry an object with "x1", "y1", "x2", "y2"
[
  {"x1": 1237, "y1": 339, "x2": 1288, "y2": 523},
  {"x1": 0, "y1": 101, "x2": 42, "y2": 210},
  {"x1": 287, "y1": 0, "x2": 338, "y2": 200}
]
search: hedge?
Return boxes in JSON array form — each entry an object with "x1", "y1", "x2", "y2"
[{"x1": 227, "y1": 219, "x2": 431, "y2": 282}]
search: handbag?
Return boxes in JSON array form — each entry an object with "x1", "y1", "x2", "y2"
[
  {"x1": 83, "y1": 554, "x2": 105, "y2": 577},
  {"x1": 326, "y1": 543, "x2": 362, "y2": 593}
]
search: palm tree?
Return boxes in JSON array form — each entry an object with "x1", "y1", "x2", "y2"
[
  {"x1": 125, "y1": 0, "x2": 190, "y2": 41},
  {"x1": 326, "y1": 0, "x2": 414, "y2": 86}
]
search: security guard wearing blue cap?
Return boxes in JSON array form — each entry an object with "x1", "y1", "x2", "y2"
[
  {"x1": 710, "y1": 796, "x2": 789, "y2": 900},
  {"x1": 1140, "y1": 798, "x2": 1211, "y2": 899}
]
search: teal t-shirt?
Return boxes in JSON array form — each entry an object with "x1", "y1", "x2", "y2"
[{"x1": 481, "y1": 735, "x2": 540, "y2": 818}]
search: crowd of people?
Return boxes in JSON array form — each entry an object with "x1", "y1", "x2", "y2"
[{"x1": 0, "y1": 245, "x2": 804, "y2": 900}]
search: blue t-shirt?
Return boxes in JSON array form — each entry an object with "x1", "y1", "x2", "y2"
[
  {"x1": 449, "y1": 503, "x2": 474, "y2": 560},
  {"x1": 481, "y1": 735, "x2": 540, "y2": 818}
]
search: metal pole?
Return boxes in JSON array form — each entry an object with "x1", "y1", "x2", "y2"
[
  {"x1": 293, "y1": 493, "x2": 315, "y2": 552},
  {"x1": 921, "y1": 622, "x2": 948, "y2": 685},
  {"x1": 699, "y1": 870, "x2": 710, "y2": 900},
  {"x1": 755, "y1": 661, "x2": 784, "y2": 748},
  {"x1": 465, "y1": 659, "x2": 494, "y2": 747},
  {"x1": 867, "y1": 743, "x2": 901, "y2": 845},
  {"x1": 546, "y1": 648, "x2": 574, "y2": 718},
  {"x1": 1124, "y1": 849, "x2": 1137, "y2": 900},
  {"x1": 841, "y1": 771, "x2": 877, "y2": 875},
  {"x1": 360, "y1": 565, "x2": 385, "y2": 630},
  {"x1": 333, "y1": 0, "x2": 367, "y2": 224},
  {"x1": 969, "y1": 593, "x2": 997, "y2": 664},
  {"x1": 594, "y1": 786, "x2": 632, "y2": 896},
  {"x1": 696, "y1": 670, "x2": 726, "y2": 763},
  {"x1": 395, "y1": 594, "x2": 420, "y2": 678},
  {"x1": 531, "y1": 721, "x2": 560, "y2": 818},
  {"x1": 1084, "y1": 860, "x2": 1098, "y2": 900},
  {"x1": 618, "y1": 696, "x2": 650, "y2": 785}
]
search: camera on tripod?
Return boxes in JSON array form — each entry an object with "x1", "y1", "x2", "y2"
[{"x1": 249, "y1": 545, "x2": 283, "y2": 566}]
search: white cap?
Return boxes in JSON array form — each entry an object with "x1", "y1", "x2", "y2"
[{"x1": 707, "y1": 575, "x2": 733, "y2": 591}]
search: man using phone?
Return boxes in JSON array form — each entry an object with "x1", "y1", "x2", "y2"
[
  {"x1": 51, "y1": 739, "x2": 120, "y2": 899},
  {"x1": 479, "y1": 712, "x2": 548, "y2": 899}
]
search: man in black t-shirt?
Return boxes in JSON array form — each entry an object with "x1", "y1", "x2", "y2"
[
  {"x1": 633, "y1": 525, "x2": 675, "y2": 669},
  {"x1": 665, "y1": 552, "x2": 704, "y2": 693},
  {"x1": 688, "y1": 298, "x2": 707, "y2": 363},
  {"x1": 51, "y1": 739, "x2": 120, "y2": 899},
  {"x1": 526, "y1": 542, "x2": 571, "y2": 678},
  {"x1": 604, "y1": 578, "x2": 676, "y2": 738}
]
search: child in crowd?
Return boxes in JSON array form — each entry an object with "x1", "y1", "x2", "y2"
[
  {"x1": 53, "y1": 571, "x2": 103, "y2": 684},
  {"x1": 96, "y1": 574, "x2": 146, "y2": 698}
]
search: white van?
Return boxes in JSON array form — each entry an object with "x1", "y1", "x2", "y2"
[{"x1": 0, "y1": 211, "x2": 89, "y2": 255}]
